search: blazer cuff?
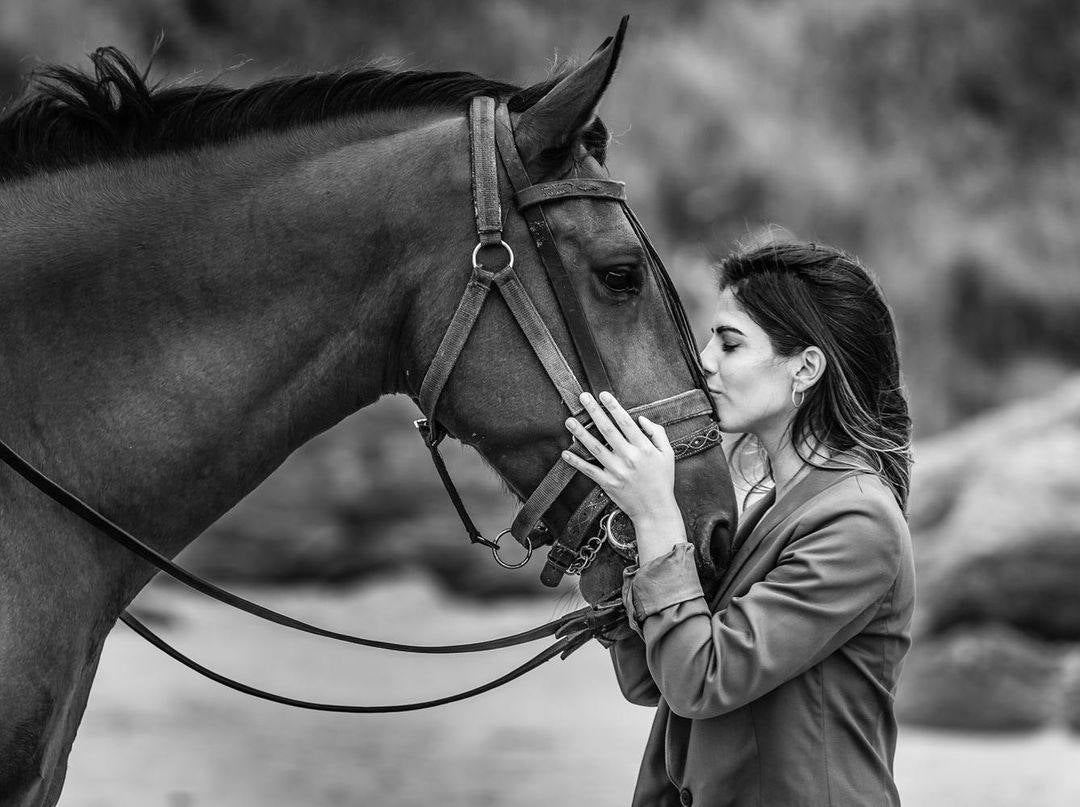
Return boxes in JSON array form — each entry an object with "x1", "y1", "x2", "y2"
[{"x1": 625, "y1": 542, "x2": 704, "y2": 627}]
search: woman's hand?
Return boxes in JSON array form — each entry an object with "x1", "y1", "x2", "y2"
[{"x1": 561, "y1": 391, "x2": 688, "y2": 562}]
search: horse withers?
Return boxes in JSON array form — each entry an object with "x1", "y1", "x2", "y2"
[{"x1": 0, "y1": 19, "x2": 735, "y2": 806}]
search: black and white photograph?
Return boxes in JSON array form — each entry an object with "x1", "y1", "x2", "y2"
[{"x1": 1, "y1": 2, "x2": 1079, "y2": 805}]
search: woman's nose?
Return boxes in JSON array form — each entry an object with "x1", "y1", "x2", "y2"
[{"x1": 699, "y1": 345, "x2": 718, "y2": 375}]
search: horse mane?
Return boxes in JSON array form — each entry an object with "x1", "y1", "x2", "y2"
[{"x1": 0, "y1": 47, "x2": 608, "y2": 182}]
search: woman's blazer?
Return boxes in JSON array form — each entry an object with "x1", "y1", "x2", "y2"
[{"x1": 608, "y1": 461, "x2": 916, "y2": 807}]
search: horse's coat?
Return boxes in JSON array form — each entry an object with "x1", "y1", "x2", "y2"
[{"x1": 0, "y1": 25, "x2": 736, "y2": 806}]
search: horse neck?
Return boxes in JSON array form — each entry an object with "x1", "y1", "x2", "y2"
[{"x1": 0, "y1": 113, "x2": 466, "y2": 601}]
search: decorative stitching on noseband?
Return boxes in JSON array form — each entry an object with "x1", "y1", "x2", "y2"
[{"x1": 671, "y1": 424, "x2": 723, "y2": 461}]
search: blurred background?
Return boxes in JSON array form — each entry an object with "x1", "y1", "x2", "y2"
[{"x1": 4, "y1": 0, "x2": 1080, "y2": 804}]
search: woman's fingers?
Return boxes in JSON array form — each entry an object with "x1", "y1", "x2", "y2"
[
  {"x1": 637, "y1": 414, "x2": 672, "y2": 453},
  {"x1": 564, "y1": 416, "x2": 617, "y2": 467},
  {"x1": 596, "y1": 391, "x2": 652, "y2": 449},
  {"x1": 560, "y1": 447, "x2": 615, "y2": 487},
  {"x1": 578, "y1": 392, "x2": 632, "y2": 452}
]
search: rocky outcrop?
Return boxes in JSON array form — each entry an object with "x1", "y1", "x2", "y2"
[
  {"x1": 897, "y1": 376, "x2": 1080, "y2": 731},
  {"x1": 897, "y1": 624, "x2": 1065, "y2": 732}
]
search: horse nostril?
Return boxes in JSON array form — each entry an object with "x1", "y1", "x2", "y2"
[{"x1": 706, "y1": 517, "x2": 734, "y2": 577}]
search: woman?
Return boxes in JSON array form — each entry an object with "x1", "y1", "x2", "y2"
[{"x1": 560, "y1": 242, "x2": 916, "y2": 806}]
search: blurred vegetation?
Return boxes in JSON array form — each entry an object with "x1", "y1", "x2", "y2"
[
  {"x1": 2, "y1": 1, "x2": 1078, "y2": 595},
  {"x1": 3, "y1": 0, "x2": 1077, "y2": 435}
]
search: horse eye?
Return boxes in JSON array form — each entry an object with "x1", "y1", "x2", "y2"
[{"x1": 600, "y1": 267, "x2": 636, "y2": 293}]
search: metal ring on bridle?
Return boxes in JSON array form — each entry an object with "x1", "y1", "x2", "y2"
[
  {"x1": 601, "y1": 510, "x2": 636, "y2": 553},
  {"x1": 472, "y1": 240, "x2": 514, "y2": 270},
  {"x1": 492, "y1": 528, "x2": 532, "y2": 569}
]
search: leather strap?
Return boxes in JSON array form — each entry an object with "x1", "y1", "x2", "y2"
[
  {"x1": 118, "y1": 600, "x2": 625, "y2": 713},
  {"x1": 536, "y1": 389, "x2": 722, "y2": 586},
  {"x1": 493, "y1": 103, "x2": 614, "y2": 397},
  {"x1": 510, "y1": 457, "x2": 578, "y2": 545},
  {"x1": 539, "y1": 486, "x2": 611, "y2": 586},
  {"x1": 494, "y1": 268, "x2": 587, "y2": 415},
  {"x1": 0, "y1": 431, "x2": 635, "y2": 712},
  {"x1": 469, "y1": 96, "x2": 503, "y2": 246},
  {"x1": 515, "y1": 178, "x2": 626, "y2": 210},
  {"x1": 416, "y1": 419, "x2": 494, "y2": 549},
  {"x1": 623, "y1": 204, "x2": 721, "y2": 422},
  {"x1": 417, "y1": 258, "x2": 595, "y2": 549},
  {"x1": 512, "y1": 389, "x2": 714, "y2": 551},
  {"x1": 0, "y1": 435, "x2": 600, "y2": 654},
  {"x1": 419, "y1": 266, "x2": 499, "y2": 424}
]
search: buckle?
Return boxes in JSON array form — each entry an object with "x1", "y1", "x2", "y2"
[{"x1": 413, "y1": 417, "x2": 442, "y2": 447}]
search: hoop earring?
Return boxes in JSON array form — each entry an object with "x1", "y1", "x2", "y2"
[{"x1": 791, "y1": 385, "x2": 806, "y2": 407}]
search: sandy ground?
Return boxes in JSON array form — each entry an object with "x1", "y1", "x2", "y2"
[{"x1": 59, "y1": 576, "x2": 1080, "y2": 807}]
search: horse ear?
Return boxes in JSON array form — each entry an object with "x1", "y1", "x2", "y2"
[{"x1": 513, "y1": 15, "x2": 629, "y2": 173}]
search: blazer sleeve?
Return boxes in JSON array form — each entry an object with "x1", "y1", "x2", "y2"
[
  {"x1": 624, "y1": 505, "x2": 903, "y2": 719},
  {"x1": 605, "y1": 630, "x2": 661, "y2": 707}
]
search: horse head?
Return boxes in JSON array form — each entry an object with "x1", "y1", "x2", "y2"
[{"x1": 402, "y1": 19, "x2": 737, "y2": 604}]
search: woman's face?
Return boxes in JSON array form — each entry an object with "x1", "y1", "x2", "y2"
[{"x1": 699, "y1": 288, "x2": 799, "y2": 437}]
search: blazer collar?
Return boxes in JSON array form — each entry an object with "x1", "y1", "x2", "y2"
[{"x1": 712, "y1": 460, "x2": 865, "y2": 607}]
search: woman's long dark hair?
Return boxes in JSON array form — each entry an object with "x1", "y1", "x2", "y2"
[{"x1": 716, "y1": 241, "x2": 913, "y2": 517}]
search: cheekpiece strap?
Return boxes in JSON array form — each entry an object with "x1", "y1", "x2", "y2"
[
  {"x1": 515, "y1": 179, "x2": 626, "y2": 210},
  {"x1": 492, "y1": 101, "x2": 615, "y2": 397}
]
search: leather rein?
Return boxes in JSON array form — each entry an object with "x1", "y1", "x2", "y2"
[{"x1": 0, "y1": 96, "x2": 721, "y2": 712}]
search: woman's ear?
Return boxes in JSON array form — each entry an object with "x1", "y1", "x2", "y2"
[
  {"x1": 794, "y1": 346, "x2": 827, "y2": 390},
  {"x1": 511, "y1": 15, "x2": 628, "y2": 178}
]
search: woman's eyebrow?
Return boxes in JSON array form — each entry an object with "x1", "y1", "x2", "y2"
[{"x1": 712, "y1": 326, "x2": 746, "y2": 336}]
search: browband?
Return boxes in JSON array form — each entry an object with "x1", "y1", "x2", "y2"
[{"x1": 515, "y1": 179, "x2": 626, "y2": 210}]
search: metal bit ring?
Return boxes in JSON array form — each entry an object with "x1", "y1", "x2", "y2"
[
  {"x1": 492, "y1": 528, "x2": 532, "y2": 569},
  {"x1": 601, "y1": 510, "x2": 637, "y2": 553}
]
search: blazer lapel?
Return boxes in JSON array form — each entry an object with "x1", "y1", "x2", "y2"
[
  {"x1": 729, "y1": 488, "x2": 775, "y2": 560},
  {"x1": 712, "y1": 466, "x2": 862, "y2": 608}
]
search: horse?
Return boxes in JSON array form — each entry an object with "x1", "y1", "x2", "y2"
[{"x1": 0, "y1": 20, "x2": 736, "y2": 806}]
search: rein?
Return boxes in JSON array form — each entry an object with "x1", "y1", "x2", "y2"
[
  {"x1": 0, "y1": 435, "x2": 620, "y2": 654},
  {"x1": 0, "y1": 95, "x2": 721, "y2": 712},
  {"x1": 0, "y1": 432, "x2": 624, "y2": 711}
]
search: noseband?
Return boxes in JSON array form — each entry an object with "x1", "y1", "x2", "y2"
[{"x1": 416, "y1": 97, "x2": 722, "y2": 586}]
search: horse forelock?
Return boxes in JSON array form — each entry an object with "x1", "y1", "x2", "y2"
[{"x1": 0, "y1": 47, "x2": 609, "y2": 184}]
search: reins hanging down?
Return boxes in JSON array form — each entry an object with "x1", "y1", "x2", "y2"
[
  {"x1": 0, "y1": 434, "x2": 615, "y2": 652},
  {"x1": 0, "y1": 432, "x2": 626, "y2": 711},
  {"x1": 118, "y1": 605, "x2": 623, "y2": 714}
]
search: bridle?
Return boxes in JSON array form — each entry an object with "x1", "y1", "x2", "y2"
[
  {"x1": 0, "y1": 95, "x2": 724, "y2": 712},
  {"x1": 417, "y1": 97, "x2": 723, "y2": 587}
]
